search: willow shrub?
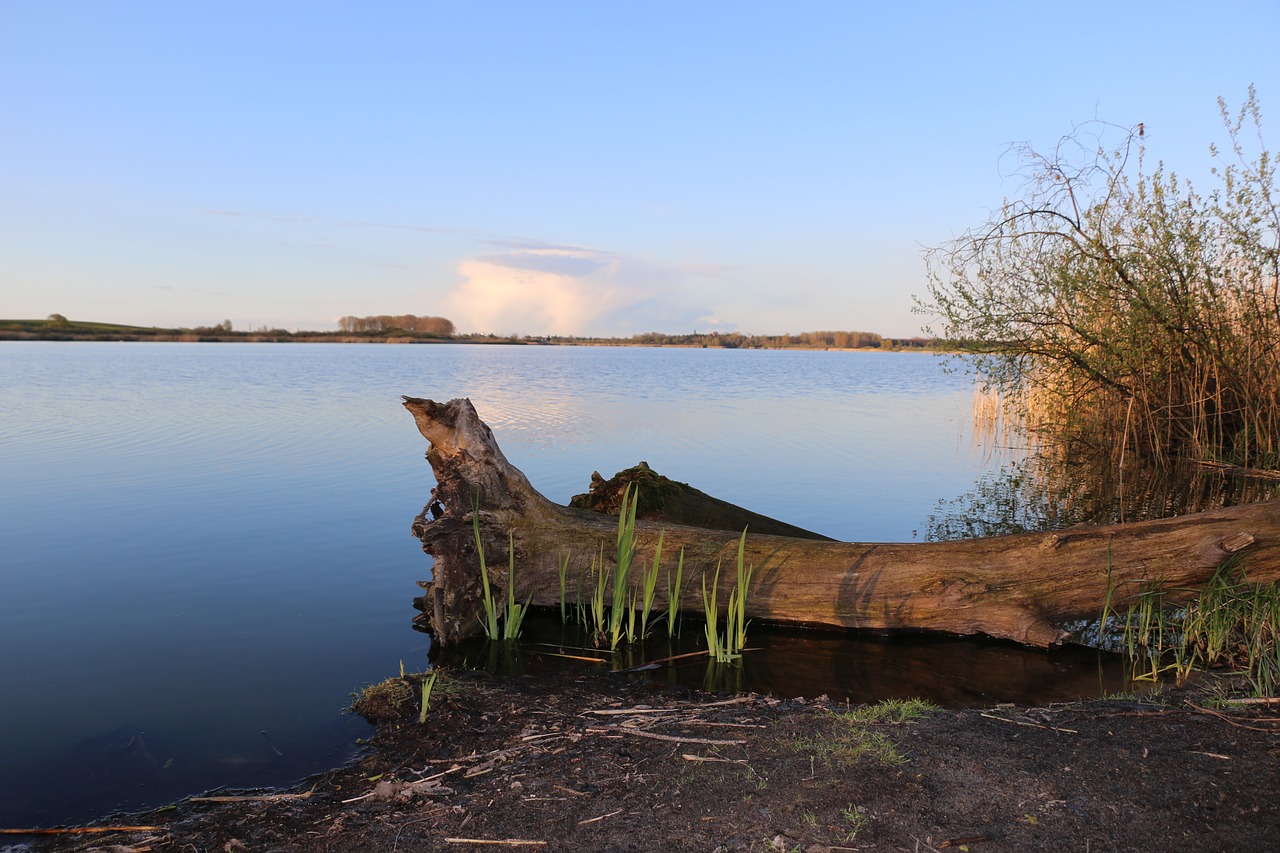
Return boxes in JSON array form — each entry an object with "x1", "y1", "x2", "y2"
[{"x1": 919, "y1": 88, "x2": 1280, "y2": 470}]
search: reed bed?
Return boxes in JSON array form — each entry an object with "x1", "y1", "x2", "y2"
[
  {"x1": 924, "y1": 89, "x2": 1280, "y2": 476},
  {"x1": 1103, "y1": 559, "x2": 1280, "y2": 696}
]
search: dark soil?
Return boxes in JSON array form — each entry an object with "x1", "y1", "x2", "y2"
[{"x1": 25, "y1": 670, "x2": 1280, "y2": 852}]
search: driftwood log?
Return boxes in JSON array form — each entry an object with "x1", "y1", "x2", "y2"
[{"x1": 404, "y1": 397, "x2": 1280, "y2": 648}]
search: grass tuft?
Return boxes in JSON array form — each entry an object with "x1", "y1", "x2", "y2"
[
  {"x1": 840, "y1": 697, "x2": 940, "y2": 724},
  {"x1": 795, "y1": 698, "x2": 938, "y2": 767},
  {"x1": 1107, "y1": 557, "x2": 1280, "y2": 697},
  {"x1": 704, "y1": 529, "x2": 754, "y2": 664}
]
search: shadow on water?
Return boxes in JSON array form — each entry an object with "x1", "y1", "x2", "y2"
[{"x1": 431, "y1": 612, "x2": 1138, "y2": 709}]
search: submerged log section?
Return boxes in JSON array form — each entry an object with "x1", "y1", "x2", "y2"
[{"x1": 404, "y1": 397, "x2": 1280, "y2": 648}]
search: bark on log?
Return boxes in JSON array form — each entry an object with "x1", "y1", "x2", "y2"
[
  {"x1": 568, "y1": 462, "x2": 835, "y2": 541},
  {"x1": 404, "y1": 396, "x2": 1280, "y2": 648}
]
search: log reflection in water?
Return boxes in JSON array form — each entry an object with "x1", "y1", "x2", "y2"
[{"x1": 431, "y1": 614, "x2": 1135, "y2": 708}]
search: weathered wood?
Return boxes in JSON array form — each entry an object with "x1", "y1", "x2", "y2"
[
  {"x1": 404, "y1": 396, "x2": 1280, "y2": 648},
  {"x1": 569, "y1": 462, "x2": 834, "y2": 541}
]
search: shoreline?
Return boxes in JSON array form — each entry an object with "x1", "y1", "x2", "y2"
[
  {"x1": 0, "y1": 333, "x2": 940, "y2": 352},
  {"x1": 25, "y1": 670, "x2": 1280, "y2": 852}
]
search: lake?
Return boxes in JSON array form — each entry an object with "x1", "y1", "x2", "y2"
[{"x1": 0, "y1": 341, "x2": 1116, "y2": 828}]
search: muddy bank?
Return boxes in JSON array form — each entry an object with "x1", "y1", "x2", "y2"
[{"x1": 25, "y1": 670, "x2": 1280, "y2": 852}]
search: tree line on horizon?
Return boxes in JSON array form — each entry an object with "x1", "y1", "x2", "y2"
[
  {"x1": 337, "y1": 314, "x2": 456, "y2": 336},
  {"x1": 622, "y1": 329, "x2": 905, "y2": 349},
  {"x1": 7, "y1": 314, "x2": 935, "y2": 349}
]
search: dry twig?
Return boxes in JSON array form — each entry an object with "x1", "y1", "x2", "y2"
[
  {"x1": 1189, "y1": 702, "x2": 1280, "y2": 733},
  {"x1": 0, "y1": 827, "x2": 160, "y2": 836},
  {"x1": 979, "y1": 712, "x2": 1077, "y2": 734},
  {"x1": 444, "y1": 838, "x2": 547, "y2": 846},
  {"x1": 620, "y1": 728, "x2": 746, "y2": 746}
]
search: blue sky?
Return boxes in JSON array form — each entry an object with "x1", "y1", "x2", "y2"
[{"x1": 3, "y1": 2, "x2": 1277, "y2": 337}]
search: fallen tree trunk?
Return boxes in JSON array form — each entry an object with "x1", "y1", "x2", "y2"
[{"x1": 403, "y1": 396, "x2": 1280, "y2": 648}]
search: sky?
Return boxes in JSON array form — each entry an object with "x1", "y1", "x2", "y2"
[{"x1": 2, "y1": 2, "x2": 1278, "y2": 338}]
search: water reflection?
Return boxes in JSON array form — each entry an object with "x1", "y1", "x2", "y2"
[
  {"x1": 924, "y1": 453, "x2": 1280, "y2": 542},
  {"x1": 432, "y1": 614, "x2": 1134, "y2": 708}
]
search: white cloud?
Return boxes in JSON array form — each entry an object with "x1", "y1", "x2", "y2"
[{"x1": 447, "y1": 243, "x2": 720, "y2": 336}]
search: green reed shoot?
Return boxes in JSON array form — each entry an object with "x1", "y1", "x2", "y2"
[
  {"x1": 666, "y1": 546, "x2": 686, "y2": 637},
  {"x1": 607, "y1": 484, "x2": 640, "y2": 650},
  {"x1": 725, "y1": 582, "x2": 742, "y2": 661},
  {"x1": 702, "y1": 558, "x2": 728, "y2": 662},
  {"x1": 471, "y1": 493, "x2": 527, "y2": 642},
  {"x1": 639, "y1": 531, "x2": 664, "y2": 638},
  {"x1": 1122, "y1": 580, "x2": 1171, "y2": 681},
  {"x1": 418, "y1": 670, "x2": 439, "y2": 723},
  {"x1": 1241, "y1": 582, "x2": 1280, "y2": 696},
  {"x1": 472, "y1": 497, "x2": 500, "y2": 640},
  {"x1": 625, "y1": 590, "x2": 638, "y2": 644},
  {"x1": 557, "y1": 551, "x2": 570, "y2": 624},
  {"x1": 731, "y1": 528, "x2": 753, "y2": 651},
  {"x1": 1194, "y1": 564, "x2": 1244, "y2": 664},
  {"x1": 589, "y1": 543, "x2": 608, "y2": 643},
  {"x1": 502, "y1": 531, "x2": 529, "y2": 640},
  {"x1": 702, "y1": 529, "x2": 754, "y2": 663}
]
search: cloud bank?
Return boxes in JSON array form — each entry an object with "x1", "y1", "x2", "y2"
[{"x1": 447, "y1": 241, "x2": 725, "y2": 336}]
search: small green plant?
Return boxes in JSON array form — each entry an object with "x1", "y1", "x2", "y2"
[
  {"x1": 638, "y1": 531, "x2": 664, "y2": 639},
  {"x1": 588, "y1": 543, "x2": 608, "y2": 643},
  {"x1": 625, "y1": 590, "x2": 639, "y2": 643},
  {"x1": 501, "y1": 531, "x2": 530, "y2": 640},
  {"x1": 703, "y1": 529, "x2": 754, "y2": 663},
  {"x1": 841, "y1": 804, "x2": 869, "y2": 841},
  {"x1": 418, "y1": 670, "x2": 439, "y2": 723},
  {"x1": 1122, "y1": 579, "x2": 1173, "y2": 681},
  {"x1": 666, "y1": 546, "x2": 686, "y2": 637},
  {"x1": 472, "y1": 496, "x2": 501, "y2": 640},
  {"x1": 471, "y1": 494, "x2": 528, "y2": 641},
  {"x1": 729, "y1": 528, "x2": 754, "y2": 652},
  {"x1": 702, "y1": 559, "x2": 729, "y2": 662},
  {"x1": 569, "y1": 484, "x2": 683, "y2": 649},
  {"x1": 557, "y1": 551, "x2": 570, "y2": 624},
  {"x1": 607, "y1": 484, "x2": 641, "y2": 650}
]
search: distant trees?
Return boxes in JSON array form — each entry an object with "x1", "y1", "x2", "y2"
[
  {"x1": 337, "y1": 314, "x2": 456, "y2": 336},
  {"x1": 46, "y1": 313, "x2": 69, "y2": 328},
  {"x1": 786, "y1": 330, "x2": 883, "y2": 349},
  {"x1": 625, "y1": 330, "x2": 887, "y2": 349}
]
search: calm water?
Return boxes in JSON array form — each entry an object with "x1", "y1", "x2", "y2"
[{"x1": 0, "y1": 342, "x2": 1115, "y2": 828}]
